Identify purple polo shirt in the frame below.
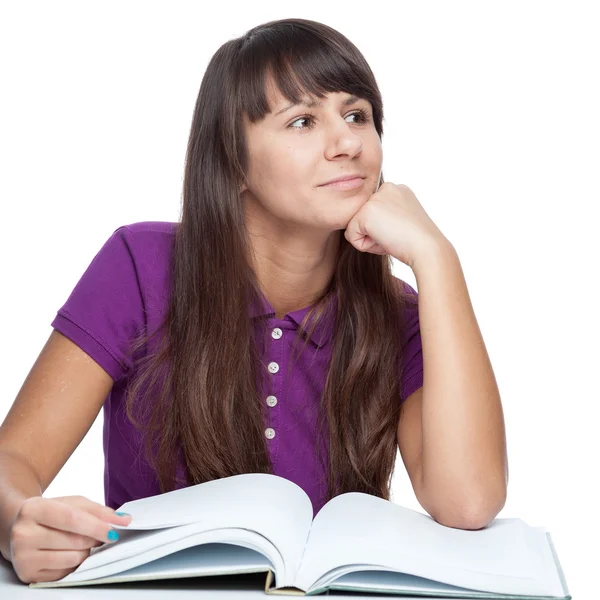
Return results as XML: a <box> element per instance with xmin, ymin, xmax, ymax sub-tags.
<box><xmin>50</xmin><ymin>222</ymin><xmax>423</xmax><ymax>517</ymax></box>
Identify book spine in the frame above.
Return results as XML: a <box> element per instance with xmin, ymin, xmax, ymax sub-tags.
<box><xmin>264</xmin><ymin>571</ymin><xmax>307</xmax><ymax>596</ymax></box>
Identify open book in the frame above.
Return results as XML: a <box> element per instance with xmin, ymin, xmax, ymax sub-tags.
<box><xmin>29</xmin><ymin>473</ymin><xmax>570</xmax><ymax>598</ymax></box>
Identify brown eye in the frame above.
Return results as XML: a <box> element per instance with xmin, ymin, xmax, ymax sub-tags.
<box><xmin>288</xmin><ymin>109</ymin><xmax>371</xmax><ymax>131</ymax></box>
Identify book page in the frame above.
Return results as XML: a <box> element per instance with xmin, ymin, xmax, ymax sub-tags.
<box><xmin>294</xmin><ymin>492</ymin><xmax>559</xmax><ymax>597</ymax></box>
<box><xmin>110</xmin><ymin>473</ymin><xmax>313</xmax><ymax>586</ymax></box>
<box><xmin>30</xmin><ymin>532</ymin><xmax>275</xmax><ymax>588</ymax></box>
<box><xmin>73</xmin><ymin>525</ymin><xmax>283</xmax><ymax>579</ymax></box>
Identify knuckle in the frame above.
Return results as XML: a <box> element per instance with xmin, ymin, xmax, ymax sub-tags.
<box><xmin>17</xmin><ymin>497</ymin><xmax>37</xmax><ymax>519</ymax></box>
<box><xmin>10</xmin><ymin>522</ymin><xmax>31</xmax><ymax>545</ymax></box>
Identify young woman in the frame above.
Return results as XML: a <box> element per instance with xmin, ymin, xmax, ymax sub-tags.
<box><xmin>0</xmin><ymin>17</ymin><xmax>508</xmax><ymax>584</ymax></box>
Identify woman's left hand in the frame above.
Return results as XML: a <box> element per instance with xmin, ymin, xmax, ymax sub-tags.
<box><xmin>344</xmin><ymin>181</ymin><xmax>449</xmax><ymax>269</ymax></box>
<box><xmin>344</xmin><ymin>182</ymin><xmax>450</xmax><ymax>269</ymax></box>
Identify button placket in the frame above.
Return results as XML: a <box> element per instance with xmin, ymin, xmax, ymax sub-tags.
<box><xmin>264</xmin><ymin>324</ymin><xmax>284</xmax><ymax>468</ymax></box>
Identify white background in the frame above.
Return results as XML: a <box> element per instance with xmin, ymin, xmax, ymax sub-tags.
<box><xmin>1</xmin><ymin>1</ymin><xmax>598</xmax><ymax>597</ymax></box>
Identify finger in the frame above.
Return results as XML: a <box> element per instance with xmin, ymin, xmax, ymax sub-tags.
<box><xmin>29</xmin><ymin>568</ymin><xmax>78</xmax><ymax>584</ymax></box>
<box><xmin>35</xmin><ymin>524</ymin><xmax>107</xmax><ymax>551</ymax></box>
<box><xmin>24</xmin><ymin>499</ymin><xmax>124</xmax><ymax>546</ymax></box>
<box><xmin>57</xmin><ymin>496</ymin><xmax>133</xmax><ymax>526</ymax></box>
<box><xmin>34</xmin><ymin>548</ymin><xmax>90</xmax><ymax>571</ymax></box>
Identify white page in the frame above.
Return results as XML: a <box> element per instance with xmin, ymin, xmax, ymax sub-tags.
<box><xmin>328</xmin><ymin>568</ymin><xmax>507</xmax><ymax>597</ymax></box>
<box><xmin>295</xmin><ymin>492</ymin><xmax>553</xmax><ymax>596</ymax></box>
<box><xmin>30</xmin><ymin>531</ymin><xmax>276</xmax><ymax>588</ymax></box>
<box><xmin>100</xmin><ymin>543</ymin><xmax>272</xmax><ymax>583</ymax></box>
<box><xmin>73</xmin><ymin>523</ymin><xmax>283</xmax><ymax>579</ymax></box>
<box><xmin>110</xmin><ymin>473</ymin><xmax>312</xmax><ymax>585</ymax></box>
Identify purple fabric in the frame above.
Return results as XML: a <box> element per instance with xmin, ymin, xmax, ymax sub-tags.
<box><xmin>51</xmin><ymin>222</ymin><xmax>423</xmax><ymax>517</ymax></box>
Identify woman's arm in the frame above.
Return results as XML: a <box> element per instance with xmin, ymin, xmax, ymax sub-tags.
<box><xmin>412</xmin><ymin>239</ymin><xmax>508</xmax><ymax>529</ymax></box>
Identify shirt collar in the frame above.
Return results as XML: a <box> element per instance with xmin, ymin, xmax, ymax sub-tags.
<box><xmin>249</xmin><ymin>287</ymin><xmax>337</xmax><ymax>349</ymax></box>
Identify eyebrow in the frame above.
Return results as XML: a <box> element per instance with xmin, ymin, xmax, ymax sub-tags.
<box><xmin>273</xmin><ymin>94</ymin><xmax>363</xmax><ymax>117</ymax></box>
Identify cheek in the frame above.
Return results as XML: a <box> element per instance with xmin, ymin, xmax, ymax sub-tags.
<box><xmin>255</xmin><ymin>149</ymin><xmax>297</xmax><ymax>184</ymax></box>
<box><xmin>278</xmin><ymin>146</ymin><xmax>312</xmax><ymax>174</ymax></box>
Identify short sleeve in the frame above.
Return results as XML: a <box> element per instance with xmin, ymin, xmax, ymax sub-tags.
<box><xmin>398</xmin><ymin>280</ymin><xmax>424</xmax><ymax>403</ymax></box>
<box><xmin>50</xmin><ymin>226</ymin><xmax>146</xmax><ymax>382</ymax></box>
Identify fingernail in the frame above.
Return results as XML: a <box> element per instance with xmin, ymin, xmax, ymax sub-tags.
<box><xmin>115</xmin><ymin>512</ymin><xmax>131</xmax><ymax>517</ymax></box>
<box><xmin>108</xmin><ymin>530</ymin><xmax>120</xmax><ymax>542</ymax></box>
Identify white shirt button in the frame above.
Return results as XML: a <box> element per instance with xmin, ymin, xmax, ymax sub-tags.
<box><xmin>266</xmin><ymin>395</ymin><xmax>277</xmax><ymax>407</ymax></box>
<box><xmin>268</xmin><ymin>361</ymin><xmax>279</xmax><ymax>374</ymax></box>
<box><xmin>265</xmin><ymin>427</ymin><xmax>276</xmax><ymax>439</ymax></box>
<box><xmin>272</xmin><ymin>327</ymin><xmax>282</xmax><ymax>339</ymax></box>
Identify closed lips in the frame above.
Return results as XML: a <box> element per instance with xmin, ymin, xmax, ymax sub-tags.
<box><xmin>320</xmin><ymin>175</ymin><xmax>364</xmax><ymax>185</ymax></box>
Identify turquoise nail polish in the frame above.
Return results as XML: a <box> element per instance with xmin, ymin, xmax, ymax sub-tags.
<box><xmin>115</xmin><ymin>512</ymin><xmax>130</xmax><ymax>517</ymax></box>
<box><xmin>108</xmin><ymin>530</ymin><xmax>120</xmax><ymax>542</ymax></box>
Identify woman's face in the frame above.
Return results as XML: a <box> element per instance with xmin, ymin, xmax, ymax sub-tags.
<box><xmin>241</xmin><ymin>77</ymin><xmax>383</xmax><ymax>233</ymax></box>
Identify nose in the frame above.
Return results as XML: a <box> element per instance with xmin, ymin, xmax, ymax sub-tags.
<box><xmin>324</xmin><ymin>122</ymin><xmax>364</xmax><ymax>160</ymax></box>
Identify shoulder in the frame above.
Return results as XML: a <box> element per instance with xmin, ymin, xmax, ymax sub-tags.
<box><xmin>50</xmin><ymin>221</ymin><xmax>177</xmax><ymax>380</ymax></box>
<box><xmin>117</xmin><ymin>220</ymin><xmax>179</xmax><ymax>244</ymax></box>
<box><xmin>109</xmin><ymin>221</ymin><xmax>179</xmax><ymax>304</ymax></box>
<box><xmin>77</xmin><ymin>220</ymin><xmax>179</xmax><ymax>313</ymax></box>
<box><xmin>109</xmin><ymin>221</ymin><xmax>179</xmax><ymax>270</ymax></box>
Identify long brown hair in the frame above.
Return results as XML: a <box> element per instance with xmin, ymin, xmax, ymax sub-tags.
<box><xmin>123</xmin><ymin>17</ymin><xmax>417</xmax><ymax>507</ymax></box>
